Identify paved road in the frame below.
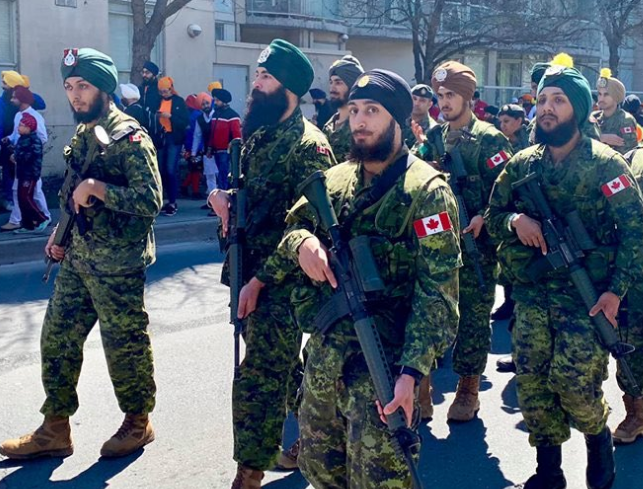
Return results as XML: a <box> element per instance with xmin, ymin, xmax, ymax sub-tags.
<box><xmin>0</xmin><ymin>241</ymin><xmax>641</xmax><ymax>489</ymax></box>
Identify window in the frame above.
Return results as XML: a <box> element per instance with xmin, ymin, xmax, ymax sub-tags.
<box><xmin>215</xmin><ymin>23</ymin><xmax>225</xmax><ymax>41</ymax></box>
<box><xmin>109</xmin><ymin>1</ymin><xmax>162</xmax><ymax>81</ymax></box>
<box><xmin>55</xmin><ymin>0</ymin><xmax>77</xmax><ymax>7</ymax></box>
<box><xmin>0</xmin><ymin>0</ymin><xmax>16</xmax><ymax>68</ymax></box>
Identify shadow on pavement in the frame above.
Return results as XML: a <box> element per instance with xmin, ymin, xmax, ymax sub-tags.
<box><xmin>613</xmin><ymin>441</ymin><xmax>643</xmax><ymax>488</ymax></box>
<box><xmin>264</xmin><ymin>471</ymin><xmax>309</xmax><ymax>489</ymax></box>
<box><xmin>419</xmin><ymin>418</ymin><xmax>513</xmax><ymax>488</ymax></box>
<box><xmin>0</xmin><ymin>451</ymin><xmax>143</xmax><ymax>489</ymax></box>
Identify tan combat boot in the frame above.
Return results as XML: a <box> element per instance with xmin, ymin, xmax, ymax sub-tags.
<box><xmin>275</xmin><ymin>438</ymin><xmax>299</xmax><ymax>470</ymax></box>
<box><xmin>418</xmin><ymin>374</ymin><xmax>434</xmax><ymax>420</ymax></box>
<box><xmin>231</xmin><ymin>465</ymin><xmax>264</xmax><ymax>489</ymax></box>
<box><xmin>100</xmin><ymin>414</ymin><xmax>155</xmax><ymax>458</ymax></box>
<box><xmin>0</xmin><ymin>415</ymin><xmax>73</xmax><ymax>459</ymax></box>
<box><xmin>613</xmin><ymin>394</ymin><xmax>643</xmax><ymax>444</ymax></box>
<box><xmin>447</xmin><ymin>375</ymin><xmax>481</xmax><ymax>422</ymax></box>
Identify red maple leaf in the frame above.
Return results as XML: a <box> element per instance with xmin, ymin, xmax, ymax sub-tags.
<box><xmin>427</xmin><ymin>218</ymin><xmax>439</xmax><ymax>230</ymax></box>
<box><xmin>612</xmin><ymin>181</ymin><xmax>621</xmax><ymax>190</ymax></box>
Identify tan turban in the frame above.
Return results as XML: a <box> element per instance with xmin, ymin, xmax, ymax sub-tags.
<box><xmin>431</xmin><ymin>61</ymin><xmax>477</xmax><ymax>102</ymax></box>
<box><xmin>597</xmin><ymin>68</ymin><xmax>626</xmax><ymax>105</ymax></box>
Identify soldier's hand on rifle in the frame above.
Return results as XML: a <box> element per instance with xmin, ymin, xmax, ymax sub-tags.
<box><xmin>45</xmin><ymin>230</ymin><xmax>65</xmax><ymax>261</ymax></box>
<box><xmin>237</xmin><ymin>277</ymin><xmax>265</xmax><ymax>319</ymax></box>
<box><xmin>589</xmin><ymin>291</ymin><xmax>621</xmax><ymax>328</ymax></box>
<box><xmin>298</xmin><ymin>236</ymin><xmax>337</xmax><ymax>288</ymax></box>
<box><xmin>463</xmin><ymin>214</ymin><xmax>484</xmax><ymax>239</ymax></box>
<box><xmin>208</xmin><ymin>189</ymin><xmax>231</xmax><ymax>236</ymax></box>
<box><xmin>600</xmin><ymin>134</ymin><xmax>625</xmax><ymax>147</ymax></box>
<box><xmin>376</xmin><ymin>374</ymin><xmax>415</xmax><ymax>427</ymax></box>
<box><xmin>72</xmin><ymin>178</ymin><xmax>105</xmax><ymax>213</ymax></box>
<box><xmin>511</xmin><ymin>213</ymin><xmax>548</xmax><ymax>255</ymax></box>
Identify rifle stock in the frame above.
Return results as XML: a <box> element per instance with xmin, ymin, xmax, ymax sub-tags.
<box><xmin>299</xmin><ymin>170</ymin><xmax>424</xmax><ymax>489</ymax></box>
<box><xmin>227</xmin><ymin>138</ymin><xmax>244</xmax><ymax>380</ymax></box>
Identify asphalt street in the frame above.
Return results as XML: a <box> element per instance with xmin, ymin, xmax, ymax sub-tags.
<box><xmin>0</xmin><ymin>241</ymin><xmax>642</xmax><ymax>489</ymax></box>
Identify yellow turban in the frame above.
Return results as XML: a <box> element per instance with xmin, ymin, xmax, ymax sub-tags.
<box><xmin>207</xmin><ymin>81</ymin><xmax>222</xmax><ymax>92</ymax></box>
<box><xmin>21</xmin><ymin>75</ymin><xmax>31</xmax><ymax>88</ymax></box>
<box><xmin>1</xmin><ymin>70</ymin><xmax>27</xmax><ymax>88</ymax></box>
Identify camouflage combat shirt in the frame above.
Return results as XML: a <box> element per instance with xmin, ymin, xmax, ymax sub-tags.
<box><xmin>63</xmin><ymin>104</ymin><xmax>162</xmax><ymax>276</ymax></box>
<box><xmin>591</xmin><ymin>108</ymin><xmax>639</xmax><ymax>155</ymax></box>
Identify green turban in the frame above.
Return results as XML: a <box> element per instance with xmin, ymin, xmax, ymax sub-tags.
<box><xmin>530</xmin><ymin>62</ymin><xmax>549</xmax><ymax>85</ymax></box>
<box><xmin>60</xmin><ymin>48</ymin><xmax>119</xmax><ymax>94</ymax></box>
<box><xmin>537</xmin><ymin>65</ymin><xmax>593</xmax><ymax>128</ymax></box>
<box><xmin>257</xmin><ymin>39</ymin><xmax>314</xmax><ymax>97</ymax></box>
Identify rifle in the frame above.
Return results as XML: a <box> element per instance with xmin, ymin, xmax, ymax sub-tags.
<box><xmin>299</xmin><ymin>170</ymin><xmax>424</xmax><ymax>489</ymax></box>
<box><xmin>428</xmin><ymin>127</ymin><xmax>486</xmax><ymax>289</ymax></box>
<box><xmin>42</xmin><ymin>126</ymin><xmax>109</xmax><ymax>283</ymax></box>
<box><xmin>227</xmin><ymin>138</ymin><xmax>244</xmax><ymax>380</ymax></box>
<box><xmin>513</xmin><ymin>172</ymin><xmax>642</xmax><ymax>399</ymax></box>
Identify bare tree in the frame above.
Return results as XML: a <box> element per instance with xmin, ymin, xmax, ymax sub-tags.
<box><xmin>341</xmin><ymin>0</ymin><xmax>592</xmax><ymax>83</ymax></box>
<box><xmin>129</xmin><ymin>0</ymin><xmax>195</xmax><ymax>84</ymax></box>
<box><xmin>593</xmin><ymin>0</ymin><xmax>643</xmax><ymax>76</ymax></box>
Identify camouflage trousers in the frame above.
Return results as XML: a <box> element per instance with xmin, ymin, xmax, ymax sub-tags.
<box><xmin>452</xmin><ymin>258</ymin><xmax>497</xmax><ymax>376</ymax></box>
<box><xmin>512</xmin><ymin>284</ymin><xmax>609</xmax><ymax>447</ymax></box>
<box><xmin>618</xmin><ymin>286</ymin><xmax>643</xmax><ymax>392</ymax></box>
<box><xmin>299</xmin><ymin>332</ymin><xmax>418</xmax><ymax>489</ymax></box>
<box><xmin>40</xmin><ymin>261</ymin><xmax>156</xmax><ymax>416</ymax></box>
<box><xmin>232</xmin><ymin>286</ymin><xmax>302</xmax><ymax>470</ymax></box>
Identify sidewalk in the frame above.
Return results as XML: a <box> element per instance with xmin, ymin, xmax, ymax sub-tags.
<box><xmin>0</xmin><ymin>198</ymin><xmax>220</xmax><ymax>266</ymax></box>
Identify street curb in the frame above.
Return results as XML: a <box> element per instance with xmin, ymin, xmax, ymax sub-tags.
<box><xmin>0</xmin><ymin>217</ymin><xmax>219</xmax><ymax>267</ymax></box>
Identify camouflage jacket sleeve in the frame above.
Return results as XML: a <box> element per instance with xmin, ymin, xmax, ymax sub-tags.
<box><xmin>597</xmin><ymin>153</ymin><xmax>643</xmax><ymax>298</ymax></box>
<box><xmin>620</xmin><ymin>112</ymin><xmax>639</xmax><ymax>154</ymax></box>
<box><xmin>254</xmin><ymin>139</ymin><xmax>335</xmax><ymax>285</ymax></box>
<box><xmin>102</xmin><ymin>133</ymin><xmax>163</xmax><ymax>218</ymax></box>
<box><xmin>485</xmin><ymin>156</ymin><xmax>522</xmax><ymax>243</ymax></box>
<box><xmin>476</xmin><ymin>128</ymin><xmax>513</xmax><ymax>217</ymax></box>
<box><xmin>399</xmin><ymin>184</ymin><xmax>461</xmax><ymax>375</ymax></box>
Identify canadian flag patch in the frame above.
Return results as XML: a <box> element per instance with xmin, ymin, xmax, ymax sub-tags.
<box><xmin>621</xmin><ymin>126</ymin><xmax>635</xmax><ymax>135</ymax></box>
<box><xmin>129</xmin><ymin>133</ymin><xmax>142</xmax><ymax>143</ymax></box>
<box><xmin>486</xmin><ymin>150</ymin><xmax>510</xmax><ymax>169</ymax></box>
<box><xmin>317</xmin><ymin>146</ymin><xmax>330</xmax><ymax>156</ymax></box>
<box><xmin>601</xmin><ymin>174</ymin><xmax>632</xmax><ymax>197</ymax></box>
<box><xmin>413</xmin><ymin>212</ymin><xmax>452</xmax><ymax>238</ymax></box>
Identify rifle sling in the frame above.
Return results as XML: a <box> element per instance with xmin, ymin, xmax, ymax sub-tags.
<box><xmin>342</xmin><ymin>153</ymin><xmax>418</xmax><ymax>231</ymax></box>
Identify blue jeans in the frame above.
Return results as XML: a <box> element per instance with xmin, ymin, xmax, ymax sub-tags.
<box><xmin>158</xmin><ymin>141</ymin><xmax>182</xmax><ymax>204</ymax></box>
<box><xmin>215</xmin><ymin>151</ymin><xmax>230</xmax><ymax>190</ymax></box>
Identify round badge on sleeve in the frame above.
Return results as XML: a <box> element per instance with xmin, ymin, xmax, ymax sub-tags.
<box><xmin>357</xmin><ymin>75</ymin><xmax>370</xmax><ymax>87</ymax></box>
<box><xmin>257</xmin><ymin>46</ymin><xmax>271</xmax><ymax>63</ymax></box>
<box><xmin>434</xmin><ymin>68</ymin><xmax>448</xmax><ymax>83</ymax></box>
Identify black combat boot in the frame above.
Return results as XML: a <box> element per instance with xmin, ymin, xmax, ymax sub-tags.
<box><xmin>585</xmin><ymin>426</ymin><xmax>615</xmax><ymax>489</ymax></box>
<box><xmin>507</xmin><ymin>445</ymin><xmax>567</xmax><ymax>489</ymax></box>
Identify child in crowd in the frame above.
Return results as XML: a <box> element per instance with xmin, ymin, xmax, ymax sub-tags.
<box><xmin>14</xmin><ymin>113</ymin><xmax>47</xmax><ymax>233</ymax></box>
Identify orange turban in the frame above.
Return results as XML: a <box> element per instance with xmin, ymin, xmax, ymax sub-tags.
<box><xmin>158</xmin><ymin>76</ymin><xmax>177</xmax><ymax>94</ymax></box>
<box><xmin>207</xmin><ymin>81</ymin><xmax>222</xmax><ymax>93</ymax></box>
<box><xmin>196</xmin><ymin>92</ymin><xmax>212</xmax><ymax>107</ymax></box>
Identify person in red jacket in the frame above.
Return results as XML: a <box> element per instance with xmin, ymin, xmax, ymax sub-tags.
<box><xmin>209</xmin><ymin>88</ymin><xmax>241</xmax><ymax>190</ymax></box>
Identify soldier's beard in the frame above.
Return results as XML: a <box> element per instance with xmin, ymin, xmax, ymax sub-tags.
<box><xmin>71</xmin><ymin>92</ymin><xmax>109</xmax><ymax>124</ymax></box>
<box><xmin>242</xmin><ymin>87</ymin><xmax>289</xmax><ymax>140</ymax></box>
<box><xmin>349</xmin><ymin>120</ymin><xmax>396</xmax><ymax>163</ymax></box>
<box><xmin>535</xmin><ymin>117</ymin><xmax>578</xmax><ymax>147</ymax></box>
<box><xmin>330</xmin><ymin>94</ymin><xmax>348</xmax><ymax>111</ymax></box>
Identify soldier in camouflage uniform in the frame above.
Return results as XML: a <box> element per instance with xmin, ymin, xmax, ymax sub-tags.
<box><xmin>612</xmin><ymin>144</ymin><xmax>643</xmax><ymax>444</ymax></box>
<box><xmin>487</xmin><ymin>64</ymin><xmax>643</xmax><ymax>489</ymax></box>
<box><xmin>322</xmin><ymin>55</ymin><xmax>363</xmax><ymax>162</ymax></box>
<box><xmin>269</xmin><ymin>68</ymin><xmax>461</xmax><ymax>489</ymax></box>
<box><xmin>0</xmin><ymin>48</ymin><xmax>162</xmax><ymax>460</ymax></box>
<box><xmin>416</xmin><ymin>61</ymin><xmax>512</xmax><ymax>423</ymax></box>
<box><xmin>403</xmin><ymin>83</ymin><xmax>438</xmax><ymax>148</ymax></box>
<box><xmin>208</xmin><ymin>39</ymin><xmax>335</xmax><ymax>489</ymax></box>
<box><xmin>592</xmin><ymin>68</ymin><xmax>638</xmax><ymax>155</ymax></box>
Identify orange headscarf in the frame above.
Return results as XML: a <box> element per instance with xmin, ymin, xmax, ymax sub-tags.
<box><xmin>196</xmin><ymin>92</ymin><xmax>212</xmax><ymax>108</ymax></box>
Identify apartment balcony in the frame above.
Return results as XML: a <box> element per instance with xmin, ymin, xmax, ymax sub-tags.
<box><xmin>245</xmin><ymin>0</ymin><xmax>348</xmax><ymax>34</ymax></box>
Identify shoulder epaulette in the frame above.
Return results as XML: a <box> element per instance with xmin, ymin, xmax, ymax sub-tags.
<box><xmin>111</xmin><ymin>124</ymin><xmax>139</xmax><ymax>143</ymax></box>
